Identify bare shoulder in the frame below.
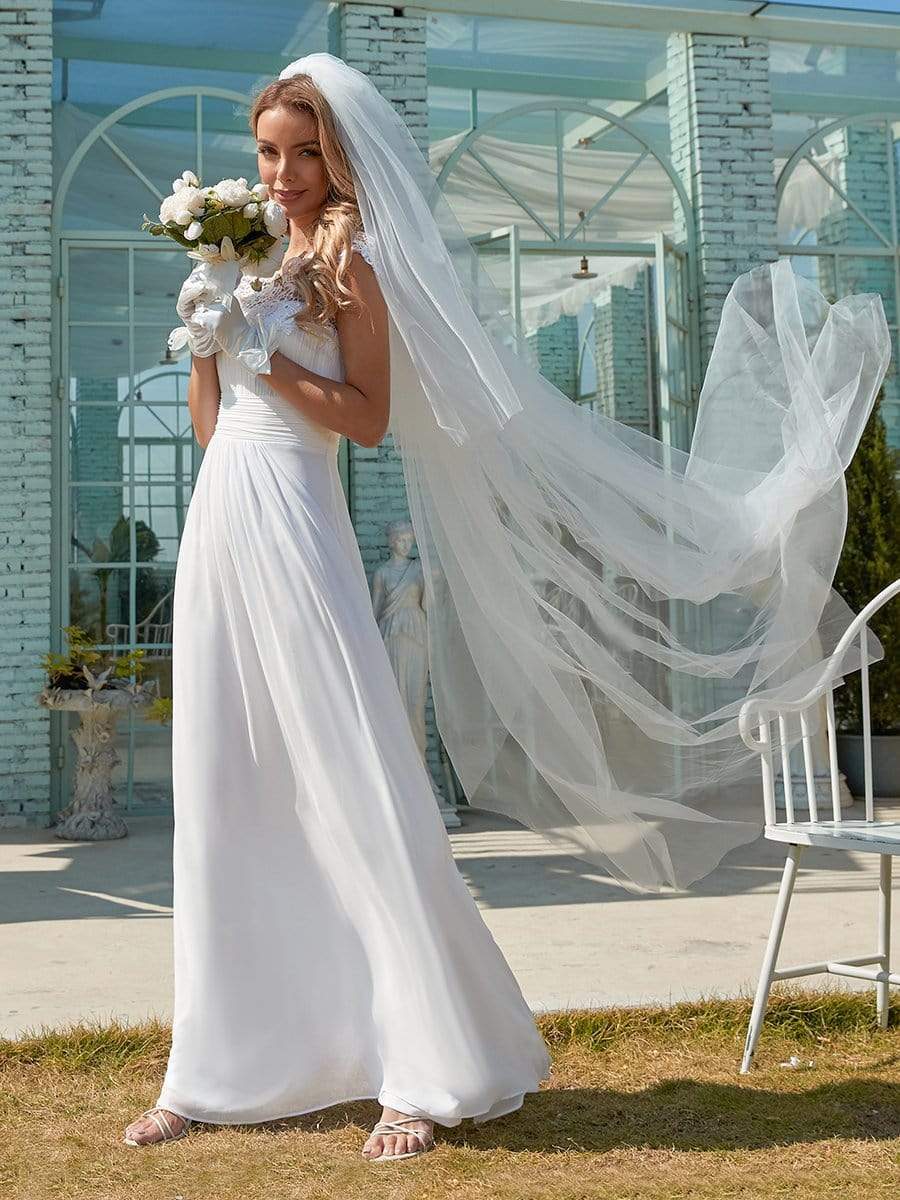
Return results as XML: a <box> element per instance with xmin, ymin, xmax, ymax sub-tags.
<box><xmin>338</xmin><ymin>230</ymin><xmax>388</xmax><ymax>338</ymax></box>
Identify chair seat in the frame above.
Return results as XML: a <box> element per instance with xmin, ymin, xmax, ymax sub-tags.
<box><xmin>766</xmin><ymin>819</ymin><xmax>900</xmax><ymax>854</ymax></box>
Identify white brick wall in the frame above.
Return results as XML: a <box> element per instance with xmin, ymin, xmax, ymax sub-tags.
<box><xmin>339</xmin><ymin>4</ymin><xmax>451</xmax><ymax>799</ymax></box>
<box><xmin>667</xmin><ymin>33</ymin><xmax>779</xmax><ymax>720</ymax></box>
<box><xmin>594</xmin><ymin>271</ymin><xmax>652</xmax><ymax>434</ymax></box>
<box><xmin>818</xmin><ymin>123</ymin><xmax>900</xmax><ymax>449</ymax></box>
<box><xmin>667</xmin><ymin>33</ymin><xmax>778</xmax><ymax>366</ymax></box>
<box><xmin>527</xmin><ymin>315</ymin><xmax>577</xmax><ymax>401</ymax></box>
<box><xmin>0</xmin><ymin>0</ymin><xmax>53</xmax><ymax>826</ymax></box>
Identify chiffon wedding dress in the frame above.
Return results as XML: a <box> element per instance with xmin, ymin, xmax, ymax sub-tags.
<box><xmin>152</xmin><ymin>229</ymin><xmax>552</xmax><ymax>1129</ymax></box>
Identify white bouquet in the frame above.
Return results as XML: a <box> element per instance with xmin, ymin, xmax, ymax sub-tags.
<box><xmin>142</xmin><ymin>170</ymin><xmax>288</xmax><ymax>359</ymax></box>
<box><xmin>141</xmin><ymin>169</ymin><xmax>287</xmax><ymax>272</ymax></box>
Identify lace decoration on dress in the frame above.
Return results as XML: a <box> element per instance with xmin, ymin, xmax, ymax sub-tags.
<box><xmin>235</xmin><ymin>230</ymin><xmax>374</xmax><ymax>339</ymax></box>
<box><xmin>235</xmin><ymin>272</ymin><xmax>304</xmax><ymax>330</ymax></box>
<box><xmin>351</xmin><ymin>230</ymin><xmax>375</xmax><ymax>267</ymax></box>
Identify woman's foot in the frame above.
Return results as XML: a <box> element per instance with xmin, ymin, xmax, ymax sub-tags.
<box><xmin>362</xmin><ymin>1105</ymin><xmax>435</xmax><ymax>1161</ymax></box>
<box><xmin>123</xmin><ymin>1106</ymin><xmax>191</xmax><ymax>1146</ymax></box>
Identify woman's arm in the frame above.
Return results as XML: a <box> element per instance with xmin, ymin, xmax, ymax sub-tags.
<box><xmin>187</xmin><ymin>353</ymin><xmax>221</xmax><ymax>449</ymax></box>
<box><xmin>257</xmin><ymin>251</ymin><xmax>390</xmax><ymax>449</ymax></box>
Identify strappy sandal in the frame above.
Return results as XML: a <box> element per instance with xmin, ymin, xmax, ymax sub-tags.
<box><xmin>123</xmin><ymin>1106</ymin><xmax>192</xmax><ymax>1147</ymax></box>
<box><xmin>363</xmin><ymin>1114</ymin><xmax>435</xmax><ymax>1162</ymax></box>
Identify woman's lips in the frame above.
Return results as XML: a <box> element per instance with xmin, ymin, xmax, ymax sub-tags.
<box><xmin>274</xmin><ymin>189</ymin><xmax>305</xmax><ymax>199</ymax></box>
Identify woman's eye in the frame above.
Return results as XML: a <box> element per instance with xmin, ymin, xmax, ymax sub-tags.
<box><xmin>257</xmin><ymin>148</ymin><xmax>316</xmax><ymax>157</ymax></box>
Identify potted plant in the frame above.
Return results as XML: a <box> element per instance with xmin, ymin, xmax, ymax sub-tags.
<box><xmin>833</xmin><ymin>386</ymin><xmax>900</xmax><ymax>796</ymax></box>
<box><xmin>37</xmin><ymin>625</ymin><xmax>159</xmax><ymax>840</ymax></box>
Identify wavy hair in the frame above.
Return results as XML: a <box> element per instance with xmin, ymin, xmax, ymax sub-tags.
<box><xmin>248</xmin><ymin>74</ymin><xmax>368</xmax><ymax>339</ymax></box>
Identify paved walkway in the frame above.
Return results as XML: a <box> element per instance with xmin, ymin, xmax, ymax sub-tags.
<box><xmin>2</xmin><ymin>797</ymin><xmax>898</xmax><ymax>1040</ymax></box>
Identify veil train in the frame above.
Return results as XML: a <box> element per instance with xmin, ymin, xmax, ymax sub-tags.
<box><xmin>276</xmin><ymin>53</ymin><xmax>893</xmax><ymax>893</ymax></box>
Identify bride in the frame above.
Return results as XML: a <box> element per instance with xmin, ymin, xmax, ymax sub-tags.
<box><xmin>123</xmin><ymin>59</ymin><xmax>552</xmax><ymax>1163</ymax></box>
<box><xmin>124</xmin><ymin>53</ymin><xmax>890</xmax><ymax>1162</ymax></box>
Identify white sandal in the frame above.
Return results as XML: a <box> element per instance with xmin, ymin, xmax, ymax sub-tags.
<box><xmin>363</xmin><ymin>1114</ymin><xmax>435</xmax><ymax>1162</ymax></box>
<box><xmin>123</xmin><ymin>1106</ymin><xmax>192</xmax><ymax>1147</ymax></box>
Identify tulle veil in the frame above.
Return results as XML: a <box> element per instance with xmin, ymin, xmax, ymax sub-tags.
<box><xmin>276</xmin><ymin>53</ymin><xmax>893</xmax><ymax>894</ymax></box>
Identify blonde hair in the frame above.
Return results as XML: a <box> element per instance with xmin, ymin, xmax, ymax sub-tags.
<box><xmin>248</xmin><ymin>74</ymin><xmax>368</xmax><ymax>339</ymax></box>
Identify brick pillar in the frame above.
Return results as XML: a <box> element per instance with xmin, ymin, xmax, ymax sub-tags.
<box><xmin>593</xmin><ymin>270</ymin><xmax>652</xmax><ymax>435</ymax></box>
<box><xmin>667</xmin><ymin>32</ymin><xmax>778</xmax><ymax>371</ymax></box>
<box><xmin>0</xmin><ymin>0</ymin><xmax>52</xmax><ymax>826</ymax></box>
<box><xmin>819</xmin><ymin>121</ymin><xmax>900</xmax><ymax>451</ymax></box>
<box><xmin>526</xmin><ymin>315</ymin><xmax>578</xmax><ymax>401</ymax></box>
<box><xmin>338</xmin><ymin>5</ymin><xmax>457</xmax><ymax>809</ymax></box>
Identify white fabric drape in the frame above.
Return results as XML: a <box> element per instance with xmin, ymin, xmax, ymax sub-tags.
<box><xmin>275</xmin><ymin>53</ymin><xmax>892</xmax><ymax>894</ymax></box>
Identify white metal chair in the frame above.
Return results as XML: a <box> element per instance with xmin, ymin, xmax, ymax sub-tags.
<box><xmin>737</xmin><ymin>577</ymin><xmax>900</xmax><ymax>1074</ymax></box>
<box><xmin>106</xmin><ymin>589</ymin><xmax>174</xmax><ymax>658</ymax></box>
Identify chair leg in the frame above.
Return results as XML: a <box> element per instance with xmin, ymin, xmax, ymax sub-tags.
<box><xmin>876</xmin><ymin>854</ymin><xmax>892</xmax><ymax>1030</ymax></box>
<box><xmin>740</xmin><ymin>843</ymin><xmax>803</xmax><ymax>1074</ymax></box>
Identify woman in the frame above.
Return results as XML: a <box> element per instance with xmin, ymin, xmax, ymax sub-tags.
<box><xmin>124</xmin><ymin>52</ymin><xmax>890</xmax><ymax>1161</ymax></box>
<box><xmin>123</xmin><ymin>64</ymin><xmax>552</xmax><ymax>1163</ymax></box>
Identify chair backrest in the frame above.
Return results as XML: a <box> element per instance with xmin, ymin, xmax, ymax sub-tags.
<box><xmin>738</xmin><ymin>577</ymin><xmax>900</xmax><ymax>827</ymax></box>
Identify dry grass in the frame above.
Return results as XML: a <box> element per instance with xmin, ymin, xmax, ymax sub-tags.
<box><xmin>2</xmin><ymin>986</ymin><xmax>900</xmax><ymax>1199</ymax></box>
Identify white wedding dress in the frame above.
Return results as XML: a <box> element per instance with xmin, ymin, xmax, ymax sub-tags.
<box><xmin>153</xmin><ymin>231</ymin><xmax>552</xmax><ymax>1128</ymax></box>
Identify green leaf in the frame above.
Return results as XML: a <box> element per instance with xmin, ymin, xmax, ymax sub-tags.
<box><xmin>202</xmin><ymin>208</ymin><xmax>253</xmax><ymax>246</ymax></box>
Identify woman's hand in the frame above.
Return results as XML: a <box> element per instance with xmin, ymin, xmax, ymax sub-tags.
<box><xmin>195</xmin><ymin>296</ymin><xmax>283</xmax><ymax>375</ymax></box>
<box><xmin>168</xmin><ymin>258</ymin><xmax>248</xmax><ymax>358</ymax></box>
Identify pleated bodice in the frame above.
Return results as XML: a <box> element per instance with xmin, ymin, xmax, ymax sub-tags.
<box><xmin>213</xmin><ymin>272</ymin><xmax>344</xmax><ymax>453</ymax></box>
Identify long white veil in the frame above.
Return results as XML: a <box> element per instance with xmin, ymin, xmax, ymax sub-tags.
<box><xmin>278</xmin><ymin>53</ymin><xmax>892</xmax><ymax>893</ymax></box>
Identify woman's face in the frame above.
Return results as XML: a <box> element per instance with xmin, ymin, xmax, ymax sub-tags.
<box><xmin>255</xmin><ymin>105</ymin><xmax>329</xmax><ymax>231</ymax></box>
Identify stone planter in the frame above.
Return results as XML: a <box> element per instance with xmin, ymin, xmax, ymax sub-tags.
<box><xmin>37</xmin><ymin>682</ymin><xmax>157</xmax><ymax>840</ymax></box>
<box><xmin>837</xmin><ymin>732</ymin><xmax>900</xmax><ymax>799</ymax></box>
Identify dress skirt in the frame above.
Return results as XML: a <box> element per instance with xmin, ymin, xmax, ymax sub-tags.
<box><xmin>153</xmin><ymin>426</ymin><xmax>552</xmax><ymax>1128</ymax></box>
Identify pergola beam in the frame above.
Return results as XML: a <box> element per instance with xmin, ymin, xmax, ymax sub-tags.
<box><xmin>402</xmin><ymin>0</ymin><xmax>900</xmax><ymax>51</ymax></box>
<box><xmin>56</xmin><ymin>38</ymin><xmax>900</xmax><ymax>122</ymax></box>
<box><xmin>52</xmin><ymin>38</ymin><xmax>285</xmax><ymax>76</ymax></box>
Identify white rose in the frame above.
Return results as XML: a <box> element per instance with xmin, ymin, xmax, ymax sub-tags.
<box><xmin>172</xmin><ymin>169</ymin><xmax>199</xmax><ymax>192</ymax></box>
<box><xmin>263</xmin><ymin>200</ymin><xmax>288</xmax><ymax>237</ymax></box>
<box><xmin>213</xmin><ymin>177</ymin><xmax>254</xmax><ymax>208</ymax></box>
<box><xmin>159</xmin><ymin>194</ymin><xmax>178</xmax><ymax>223</ymax></box>
<box><xmin>177</xmin><ymin>184</ymin><xmax>205</xmax><ymax>218</ymax></box>
<box><xmin>242</xmin><ymin>201</ymin><xmax>259</xmax><ymax>219</ymax></box>
<box><xmin>185</xmin><ymin>220</ymin><xmax>203</xmax><ymax>240</ymax></box>
<box><xmin>251</xmin><ymin>182</ymin><xmax>269</xmax><ymax>200</ymax></box>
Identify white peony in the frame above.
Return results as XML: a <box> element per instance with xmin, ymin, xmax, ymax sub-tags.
<box><xmin>213</xmin><ymin>177</ymin><xmax>254</xmax><ymax>208</ymax></box>
<box><xmin>263</xmin><ymin>200</ymin><xmax>288</xmax><ymax>237</ymax></box>
<box><xmin>185</xmin><ymin>220</ymin><xmax>203</xmax><ymax>240</ymax></box>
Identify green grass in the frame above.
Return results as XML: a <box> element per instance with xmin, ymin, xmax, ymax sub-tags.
<box><xmin>2</xmin><ymin>986</ymin><xmax>899</xmax><ymax>1199</ymax></box>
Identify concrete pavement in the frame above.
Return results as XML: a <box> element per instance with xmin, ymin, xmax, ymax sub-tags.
<box><xmin>2</xmin><ymin>796</ymin><xmax>899</xmax><ymax>1040</ymax></box>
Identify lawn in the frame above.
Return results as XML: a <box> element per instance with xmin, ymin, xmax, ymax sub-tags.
<box><xmin>1</xmin><ymin>986</ymin><xmax>899</xmax><ymax>1199</ymax></box>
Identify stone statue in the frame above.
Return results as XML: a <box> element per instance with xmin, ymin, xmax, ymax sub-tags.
<box><xmin>371</xmin><ymin>519</ymin><xmax>459</xmax><ymax>825</ymax></box>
